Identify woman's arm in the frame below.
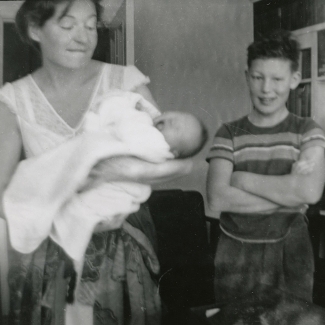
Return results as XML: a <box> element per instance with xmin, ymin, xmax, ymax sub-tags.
<box><xmin>231</xmin><ymin>146</ymin><xmax>325</xmax><ymax>207</ymax></box>
<box><xmin>133</xmin><ymin>84</ymin><xmax>159</xmax><ymax>109</ymax></box>
<box><xmin>206</xmin><ymin>158</ymin><xmax>282</xmax><ymax>216</ymax></box>
<box><xmin>0</xmin><ymin>103</ymin><xmax>23</xmax><ymax>219</ymax></box>
<box><xmin>88</xmin><ymin>84</ymin><xmax>192</xmax><ymax>185</ymax></box>
<box><xmin>89</xmin><ymin>156</ymin><xmax>193</xmax><ymax>185</ymax></box>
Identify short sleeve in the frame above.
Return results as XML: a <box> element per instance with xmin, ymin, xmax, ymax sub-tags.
<box><xmin>0</xmin><ymin>82</ymin><xmax>17</xmax><ymax>115</ymax></box>
<box><xmin>301</xmin><ymin>118</ymin><xmax>325</xmax><ymax>151</ymax></box>
<box><xmin>206</xmin><ymin>124</ymin><xmax>234</xmax><ymax>163</ymax></box>
<box><xmin>122</xmin><ymin>65</ymin><xmax>150</xmax><ymax>91</ymax></box>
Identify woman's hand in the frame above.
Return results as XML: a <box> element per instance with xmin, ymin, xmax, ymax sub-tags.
<box><xmin>89</xmin><ymin>156</ymin><xmax>193</xmax><ymax>185</ymax></box>
<box><xmin>93</xmin><ymin>219</ymin><xmax>126</xmax><ymax>233</ymax></box>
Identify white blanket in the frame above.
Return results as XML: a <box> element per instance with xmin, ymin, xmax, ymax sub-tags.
<box><xmin>3</xmin><ymin>91</ymin><xmax>173</xmax><ymax>264</ymax></box>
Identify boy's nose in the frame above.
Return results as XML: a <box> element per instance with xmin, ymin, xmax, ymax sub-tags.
<box><xmin>261</xmin><ymin>78</ymin><xmax>271</xmax><ymax>93</ymax></box>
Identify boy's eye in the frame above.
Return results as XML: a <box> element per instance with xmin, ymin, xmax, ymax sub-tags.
<box><xmin>274</xmin><ymin>78</ymin><xmax>283</xmax><ymax>82</ymax></box>
<box><xmin>252</xmin><ymin>75</ymin><xmax>262</xmax><ymax>80</ymax></box>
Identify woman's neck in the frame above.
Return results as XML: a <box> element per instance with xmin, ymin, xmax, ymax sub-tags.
<box><xmin>34</xmin><ymin>60</ymin><xmax>97</xmax><ymax>92</ymax></box>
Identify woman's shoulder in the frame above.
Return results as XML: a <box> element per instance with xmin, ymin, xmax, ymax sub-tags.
<box><xmin>0</xmin><ymin>74</ymin><xmax>32</xmax><ymax>114</ymax></box>
<box><xmin>96</xmin><ymin>61</ymin><xmax>150</xmax><ymax>91</ymax></box>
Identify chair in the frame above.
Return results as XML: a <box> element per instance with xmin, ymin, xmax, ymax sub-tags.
<box><xmin>307</xmin><ymin>205</ymin><xmax>325</xmax><ymax>308</ymax></box>
<box><xmin>147</xmin><ymin>189</ymin><xmax>220</xmax><ymax>325</ymax></box>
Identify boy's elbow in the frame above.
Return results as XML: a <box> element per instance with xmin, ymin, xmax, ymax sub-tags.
<box><xmin>304</xmin><ymin>189</ymin><xmax>323</xmax><ymax>205</ymax></box>
<box><xmin>299</xmin><ymin>183</ymin><xmax>324</xmax><ymax>205</ymax></box>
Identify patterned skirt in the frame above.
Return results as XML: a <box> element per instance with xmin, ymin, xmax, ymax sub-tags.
<box><xmin>8</xmin><ymin>206</ymin><xmax>161</xmax><ymax>325</ymax></box>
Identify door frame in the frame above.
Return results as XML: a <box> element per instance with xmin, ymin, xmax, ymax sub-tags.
<box><xmin>0</xmin><ymin>0</ymin><xmax>134</xmax><ymax>85</ymax></box>
<box><xmin>292</xmin><ymin>22</ymin><xmax>325</xmax><ymax>129</ymax></box>
<box><xmin>0</xmin><ymin>1</ymin><xmax>24</xmax><ymax>86</ymax></box>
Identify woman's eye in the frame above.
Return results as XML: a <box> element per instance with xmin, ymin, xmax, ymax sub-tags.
<box><xmin>86</xmin><ymin>18</ymin><xmax>97</xmax><ymax>30</ymax></box>
<box><xmin>61</xmin><ymin>25</ymin><xmax>73</xmax><ymax>30</ymax></box>
<box><xmin>86</xmin><ymin>24</ymin><xmax>96</xmax><ymax>31</ymax></box>
<box><xmin>60</xmin><ymin>18</ymin><xmax>74</xmax><ymax>29</ymax></box>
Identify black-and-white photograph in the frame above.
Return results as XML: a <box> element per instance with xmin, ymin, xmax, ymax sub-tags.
<box><xmin>1</xmin><ymin>0</ymin><xmax>325</xmax><ymax>324</ymax></box>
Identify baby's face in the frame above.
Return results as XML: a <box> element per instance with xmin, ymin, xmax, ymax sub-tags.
<box><xmin>153</xmin><ymin>111</ymin><xmax>202</xmax><ymax>158</ymax></box>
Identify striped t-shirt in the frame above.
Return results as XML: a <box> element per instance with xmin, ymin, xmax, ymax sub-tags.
<box><xmin>207</xmin><ymin>113</ymin><xmax>325</xmax><ymax>241</ymax></box>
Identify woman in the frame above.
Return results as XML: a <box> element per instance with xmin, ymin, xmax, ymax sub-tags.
<box><xmin>0</xmin><ymin>0</ymin><xmax>192</xmax><ymax>324</ymax></box>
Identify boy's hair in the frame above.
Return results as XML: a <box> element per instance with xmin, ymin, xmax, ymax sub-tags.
<box><xmin>247</xmin><ymin>29</ymin><xmax>300</xmax><ymax>72</ymax></box>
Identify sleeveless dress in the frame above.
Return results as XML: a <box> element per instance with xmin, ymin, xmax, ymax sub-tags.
<box><xmin>0</xmin><ymin>63</ymin><xmax>161</xmax><ymax>325</ymax></box>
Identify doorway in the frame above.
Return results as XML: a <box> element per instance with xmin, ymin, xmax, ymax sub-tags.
<box><xmin>0</xmin><ymin>0</ymin><xmax>132</xmax><ymax>85</ymax></box>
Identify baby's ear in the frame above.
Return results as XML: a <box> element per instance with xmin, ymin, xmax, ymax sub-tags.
<box><xmin>170</xmin><ymin>149</ymin><xmax>179</xmax><ymax>158</ymax></box>
<box><xmin>135</xmin><ymin>101</ymin><xmax>142</xmax><ymax>111</ymax></box>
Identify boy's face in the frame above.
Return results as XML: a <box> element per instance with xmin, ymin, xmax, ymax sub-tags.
<box><xmin>245</xmin><ymin>58</ymin><xmax>301</xmax><ymax>121</ymax></box>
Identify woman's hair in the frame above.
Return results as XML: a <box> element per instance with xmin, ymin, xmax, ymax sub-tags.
<box><xmin>247</xmin><ymin>29</ymin><xmax>300</xmax><ymax>72</ymax></box>
<box><xmin>16</xmin><ymin>0</ymin><xmax>103</xmax><ymax>46</ymax></box>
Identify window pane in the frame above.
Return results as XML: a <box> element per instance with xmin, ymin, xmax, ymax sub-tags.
<box><xmin>3</xmin><ymin>22</ymin><xmax>41</xmax><ymax>83</ymax></box>
<box><xmin>301</xmin><ymin>48</ymin><xmax>311</xmax><ymax>80</ymax></box>
<box><xmin>288</xmin><ymin>82</ymin><xmax>311</xmax><ymax>117</ymax></box>
<box><xmin>318</xmin><ymin>29</ymin><xmax>325</xmax><ymax>77</ymax></box>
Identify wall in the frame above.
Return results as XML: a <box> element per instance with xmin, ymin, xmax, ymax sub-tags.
<box><xmin>134</xmin><ymin>0</ymin><xmax>254</xmax><ymax>216</ymax></box>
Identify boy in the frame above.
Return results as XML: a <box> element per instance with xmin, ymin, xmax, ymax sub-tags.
<box><xmin>206</xmin><ymin>29</ymin><xmax>325</xmax><ymax>304</ymax></box>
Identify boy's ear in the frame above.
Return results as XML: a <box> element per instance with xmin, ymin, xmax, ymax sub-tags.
<box><xmin>28</xmin><ymin>24</ymin><xmax>40</xmax><ymax>43</ymax></box>
<box><xmin>290</xmin><ymin>71</ymin><xmax>301</xmax><ymax>90</ymax></box>
<box><xmin>245</xmin><ymin>70</ymin><xmax>249</xmax><ymax>83</ymax></box>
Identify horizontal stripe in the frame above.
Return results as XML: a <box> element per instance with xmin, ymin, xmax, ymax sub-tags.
<box><xmin>301</xmin><ymin>140</ymin><xmax>325</xmax><ymax>151</ymax></box>
<box><xmin>206</xmin><ymin>152</ymin><xmax>233</xmax><ymax>163</ymax></box>
<box><xmin>234</xmin><ymin>145</ymin><xmax>300</xmax><ymax>164</ymax></box>
<box><xmin>236</xmin><ymin>159</ymin><xmax>293</xmax><ymax>175</ymax></box>
<box><xmin>210</xmin><ymin>143</ymin><xmax>233</xmax><ymax>153</ymax></box>
<box><xmin>234</xmin><ymin>132</ymin><xmax>301</xmax><ymax>149</ymax></box>
<box><xmin>302</xmin><ymin>134</ymin><xmax>325</xmax><ymax>145</ymax></box>
<box><xmin>212</xmin><ymin>135</ymin><xmax>233</xmax><ymax>146</ymax></box>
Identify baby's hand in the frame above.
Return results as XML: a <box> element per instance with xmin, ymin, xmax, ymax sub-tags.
<box><xmin>291</xmin><ymin>159</ymin><xmax>315</xmax><ymax>175</ymax></box>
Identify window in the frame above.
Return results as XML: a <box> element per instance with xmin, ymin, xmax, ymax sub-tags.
<box><xmin>287</xmin><ymin>23</ymin><xmax>325</xmax><ymax>132</ymax></box>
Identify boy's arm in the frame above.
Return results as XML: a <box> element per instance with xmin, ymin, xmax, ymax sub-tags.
<box><xmin>206</xmin><ymin>158</ymin><xmax>282</xmax><ymax>215</ymax></box>
<box><xmin>231</xmin><ymin>146</ymin><xmax>325</xmax><ymax>207</ymax></box>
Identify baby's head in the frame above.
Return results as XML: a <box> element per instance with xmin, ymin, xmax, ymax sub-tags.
<box><xmin>153</xmin><ymin>111</ymin><xmax>208</xmax><ymax>159</ymax></box>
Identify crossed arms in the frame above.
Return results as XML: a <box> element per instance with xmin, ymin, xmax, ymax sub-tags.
<box><xmin>207</xmin><ymin>145</ymin><xmax>325</xmax><ymax>215</ymax></box>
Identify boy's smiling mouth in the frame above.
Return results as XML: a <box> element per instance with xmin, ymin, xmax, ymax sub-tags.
<box><xmin>259</xmin><ymin>97</ymin><xmax>276</xmax><ymax>105</ymax></box>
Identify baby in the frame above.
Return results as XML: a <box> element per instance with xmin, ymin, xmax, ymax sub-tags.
<box><xmin>84</xmin><ymin>90</ymin><xmax>208</xmax><ymax>161</ymax></box>
<box><xmin>52</xmin><ymin>90</ymin><xmax>209</xmax><ymax>262</ymax></box>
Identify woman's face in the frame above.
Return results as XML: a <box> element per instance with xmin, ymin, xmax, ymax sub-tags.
<box><xmin>31</xmin><ymin>0</ymin><xmax>98</xmax><ymax>69</ymax></box>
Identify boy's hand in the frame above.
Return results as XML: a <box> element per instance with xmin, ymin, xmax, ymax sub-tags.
<box><xmin>291</xmin><ymin>159</ymin><xmax>315</xmax><ymax>175</ymax></box>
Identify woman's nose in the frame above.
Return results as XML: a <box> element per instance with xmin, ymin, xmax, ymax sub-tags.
<box><xmin>74</xmin><ymin>26</ymin><xmax>88</xmax><ymax>43</ymax></box>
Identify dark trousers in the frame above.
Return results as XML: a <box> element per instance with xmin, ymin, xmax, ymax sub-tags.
<box><xmin>214</xmin><ymin>218</ymin><xmax>314</xmax><ymax>304</ymax></box>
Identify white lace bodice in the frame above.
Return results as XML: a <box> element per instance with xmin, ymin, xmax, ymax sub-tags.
<box><xmin>0</xmin><ymin>63</ymin><xmax>150</xmax><ymax>157</ymax></box>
